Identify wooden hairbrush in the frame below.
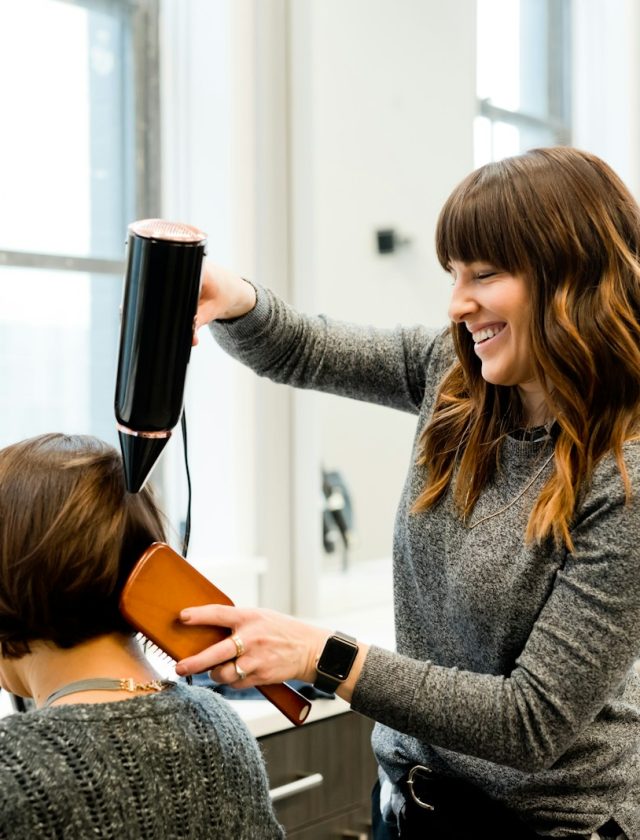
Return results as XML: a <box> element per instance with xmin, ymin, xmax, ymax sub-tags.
<box><xmin>119</xmin><ymin>542</ymin><xmax>311</xmax><ymax>726</ymax></box>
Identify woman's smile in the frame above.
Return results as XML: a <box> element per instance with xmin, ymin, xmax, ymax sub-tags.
<box><xmin>470</xmin><ymin>322</ymin><xmax>507</xmax><ymax>351</ymax></box>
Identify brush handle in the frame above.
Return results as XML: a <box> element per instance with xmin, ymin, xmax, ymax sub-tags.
<box><xmin>257</xmin><ymin>683</ymin><xmax>311</xmax><ymax>726</ymax></box>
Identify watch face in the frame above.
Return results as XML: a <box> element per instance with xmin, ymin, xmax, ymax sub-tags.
<box><xmin>317</xmin><ymin>636</ymin><xmax>358</xmax><ymax>680</ymax></box>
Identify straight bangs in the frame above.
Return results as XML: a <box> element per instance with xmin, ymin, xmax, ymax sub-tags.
<box><xmin>435</xmin><ymin>160</ymin><xmax>536</xmax><ymax>276</ymax></box>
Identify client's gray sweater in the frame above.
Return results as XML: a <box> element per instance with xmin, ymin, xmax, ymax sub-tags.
<box><xmin>0</xmin><ymin>683</ymin><xmax>283</xmax><ymax>839</ymax></box>
<box><xmin>211</xmin><ymin>286</ymin><xmax>640</xmax><ymax>838</ymax></box>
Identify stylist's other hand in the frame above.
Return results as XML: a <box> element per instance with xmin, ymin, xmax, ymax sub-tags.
<box><xmin>174</xmin><ymin>604</ymin><xmax>329</xmax><ymax>687</ymax></box>
<box><xmin>193</xmin><ymin>260</ymin><xmax>257</xmax><ymax>345</ymax></box>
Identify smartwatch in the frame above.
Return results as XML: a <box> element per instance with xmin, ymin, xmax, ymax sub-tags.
<box><xmin>313</xmin><ymin>631</ymin><xmax>359</xmax><ymax>694</ymax></box>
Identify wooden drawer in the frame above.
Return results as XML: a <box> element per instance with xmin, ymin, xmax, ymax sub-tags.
<box><xmin>260</xmin><ymin>711</ymin><xmax>377</xmax><ymax>837</ymax></box>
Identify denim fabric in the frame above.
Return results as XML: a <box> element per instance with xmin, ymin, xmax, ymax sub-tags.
<box><xmin>372</xmin><ymin>779</ymin><xmax>400</xmax><ymax>840</ymax></box>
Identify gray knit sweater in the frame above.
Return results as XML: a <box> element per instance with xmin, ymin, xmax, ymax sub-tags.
<box><xmin>0</xmin><ymin>683</ymin><xmax>283</xmax><ymax>839</ymax></box>
<box><xmin>211</xmin><ymin>286</ymin><xmax>640</xmax><ymax>839</ymax></box>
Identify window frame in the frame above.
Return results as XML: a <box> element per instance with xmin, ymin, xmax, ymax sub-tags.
<box><xmin>0</xmin><ymin>0</ymin><xmax>160</xmax><ymax>277</ymax></box>
<box><xmin>476</xmin><ymin>0</ymin><xmax>572</xmax><ymax>159</ymax></box>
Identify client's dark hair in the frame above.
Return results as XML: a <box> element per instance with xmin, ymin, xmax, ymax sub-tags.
<box><xmin>0</xmin><ymin>433</ymin><xmax>166</xmax><ymax>657</ymax></box>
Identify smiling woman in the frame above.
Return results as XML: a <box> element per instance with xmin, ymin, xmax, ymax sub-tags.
<box><xmin>425</xmin><ymin>146</ymin><xmax>640</xmax><ymax>550</ymax></box>
<box><xmin>175</xmin><ymin>146</ymin><xmax>640</xmax><ymax>840</ymax></box>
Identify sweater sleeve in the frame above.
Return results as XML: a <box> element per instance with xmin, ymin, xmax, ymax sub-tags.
<box><xmin>351</xmin><ymin>444</ymin><xmax>640</xmax><ymax>772</ymax></box>
<box><xmin>209</xmin><ymin>284</ymin><xmax>451</xmax><ymax>414</ymax></box>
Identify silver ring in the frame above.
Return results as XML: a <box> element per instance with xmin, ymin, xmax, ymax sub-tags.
<box><xmin>230</xmin><ymin>633</ymin><xmax>246</xmax><ymax>657</ymax></box>
<box><xmin>234</xmin><ymin>660</ymin><xmax>247</xmax><ymax>682</ymax></box>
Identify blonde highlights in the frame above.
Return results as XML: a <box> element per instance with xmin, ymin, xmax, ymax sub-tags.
<box><xmin>415</xmin><ymin>147</ymin><xmax>640</xmax><ymax>548</ymax></box>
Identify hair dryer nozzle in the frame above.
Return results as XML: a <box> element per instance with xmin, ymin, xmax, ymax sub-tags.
<box><xmin>118</xmin><ymin>429</ymin><xmax>170</xmax><ymax>493</ymax></box>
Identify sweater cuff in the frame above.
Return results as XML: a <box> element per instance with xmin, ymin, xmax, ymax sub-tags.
<box><xmin>208</xmin><ymin>279</ymin><xmax>271</xmax><ymax>341</ymax></box>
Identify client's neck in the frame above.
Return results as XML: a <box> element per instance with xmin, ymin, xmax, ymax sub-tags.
<box><xmin>17</xmin><ymin>633</ymin><xmax>161</xmax><ymax>708</ymax></box>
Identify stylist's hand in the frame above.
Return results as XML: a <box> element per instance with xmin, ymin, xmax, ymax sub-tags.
<box><xmin>193</xmin><ymin>260</ymin><xmax>257</xmax><ymax>345</ymax></box>
<box><xmin>174</xmin><ymin>604</ymin><xmax>330</xmax><ymax>687</ymax></box>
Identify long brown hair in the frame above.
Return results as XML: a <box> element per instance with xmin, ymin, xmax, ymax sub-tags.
<box><xmin>0</xmin><ymin>434</ymin><xmax>166</xmax><ymax>657</ymax></box>
<box><xmin>414</xmin><ymin>147</ymin><xmax>640</xmax><ymax>548</ymax></box>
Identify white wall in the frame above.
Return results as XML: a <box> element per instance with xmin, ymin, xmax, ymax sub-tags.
<box><xmin>158</xmin><ymin>0</ymin><xmax>302</xmax><ymax>611</ymax></box>
<box><xmin>157</xmin><ymin>0</ymin><xmax>477</xmax><ymax>615</ymax></box>
<box><xmin>157</xmin><ymin>0</ymin><xmax>640</xmax><ymax>618</ymax></box>
<box><xmin>288</xmin><ymin>0</ymin><xmax>477</xmax><ymax>614</ymax></box>
<box><xmin>159</xmin><ymin>0</ymin><xmax>261</xmax><ymax>601</ymax></box>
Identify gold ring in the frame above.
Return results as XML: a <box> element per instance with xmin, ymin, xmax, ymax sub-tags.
<box><xmin>230</xmin><ymin>633</ymin><xmax>245</xmax><ymax>657</ymax></box>
<box><xmin>234</xmin><ymin>660</ymin><xmax>247</xmax><ymax>682</ymax></box>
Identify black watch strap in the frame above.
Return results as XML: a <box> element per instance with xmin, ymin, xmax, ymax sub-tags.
<box><xmin>313</xmin><ymin>632</ymin><xmax>358</xmax><ymax>695</ymax></box>
<box><xmin>314</xmin><ymin>673</ymin><xmax>342</xmax><ymax>695</ymax></box>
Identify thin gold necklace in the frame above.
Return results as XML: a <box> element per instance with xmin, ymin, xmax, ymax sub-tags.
<box><xmin>466</xmin><ymin>450</ymin><xmax>555</xmax><ymax>530</ymax></box>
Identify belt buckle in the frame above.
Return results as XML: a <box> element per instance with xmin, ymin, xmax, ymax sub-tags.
<box><xmin>406</xmin><ymin>765</ymin><xmax>435</xmax><ymax>812</ymax></box>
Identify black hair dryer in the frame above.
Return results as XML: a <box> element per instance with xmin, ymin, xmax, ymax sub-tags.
<box><xmin>115</xmin><ymin>219</ymin><xmax>207</xmax><ymax>493</ymax></box>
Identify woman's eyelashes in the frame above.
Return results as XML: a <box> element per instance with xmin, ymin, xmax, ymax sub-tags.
<box><xmin>445</xmin><ymin>263</ymin><xmax>505</xmax><ymax>285</ymax></box>
<box><xmin>473</xmin><ymin>268</ymin><xmax>501</xmax><ymax>280</ymax></box>
<box><xmin>447</xmin><ymin>270</ymin><xmax>499</xmax><ymax>284</ymax></box>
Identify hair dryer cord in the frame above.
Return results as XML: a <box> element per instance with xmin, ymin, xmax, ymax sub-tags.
<box><xmin>181</xmin><ymin>411</ymin><xmax>192</xmax><ymax>558</ymax></box>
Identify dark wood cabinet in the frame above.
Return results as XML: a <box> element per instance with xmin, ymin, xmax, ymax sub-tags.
<box><xmin>260</xmin><ymin>711</ymin><xmax>377</xmax><ymax>839</ymax></box>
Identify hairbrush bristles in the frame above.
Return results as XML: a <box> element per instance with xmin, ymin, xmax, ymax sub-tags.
<box><xmin>137</xmin><ymin>633</ymin><xmax>175</xmax><ymax>664</ymax></box>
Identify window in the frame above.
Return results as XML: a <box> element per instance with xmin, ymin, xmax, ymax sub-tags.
<box><xmin>0</xmin><ymin>0</ymin><xmax>159</xmax><ymax>449</ymax></box>
<box><xmin>475</xmin><ymin>0</ymin><xmax>571</xmax><ymax>165</ymax></box>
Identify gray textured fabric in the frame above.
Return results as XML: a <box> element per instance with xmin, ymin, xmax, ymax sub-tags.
<box><xmin>0</xmin><ymin>683</ymin><xmax>283</xmax><ymax>839</ymax></box>
<box><xmin>210</xmin><ymin>286</ymin><xmax>640</xmax><ymax>839</ymax></box>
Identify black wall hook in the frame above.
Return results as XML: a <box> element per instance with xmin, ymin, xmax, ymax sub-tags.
<box><xmin>375</xmin><ymin>228</ymin><xmax>412</xmax><ymax>254</ymax></box>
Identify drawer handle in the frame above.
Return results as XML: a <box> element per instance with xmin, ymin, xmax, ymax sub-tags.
<box><xmin>269</xmin><ymin>772</ymin><xmax>324</xmax><ymax>802</ymax></box>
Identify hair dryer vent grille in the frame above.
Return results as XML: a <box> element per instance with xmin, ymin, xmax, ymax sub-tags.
<box><xmin>128</xmin><ymin>219</ymin><xmax>206</xmax><ymax>244</ymax></box>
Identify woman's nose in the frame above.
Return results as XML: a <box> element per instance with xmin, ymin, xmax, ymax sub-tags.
<box><xmin>448</xmin><ymin>281</ymin><xmax>478</xmax><ymax>323</ymax></box>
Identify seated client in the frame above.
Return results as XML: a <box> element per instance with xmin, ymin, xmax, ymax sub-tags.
<box><xmin>0</xmin><ymin>433</ymin><xmax>283</xmax><ymax>840</ymax></box>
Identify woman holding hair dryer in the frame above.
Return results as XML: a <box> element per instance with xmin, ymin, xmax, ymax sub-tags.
<box><xmin>178</xmin><ymin>147</ymin><xmax>640</xmax><ymax>840</ymax></box>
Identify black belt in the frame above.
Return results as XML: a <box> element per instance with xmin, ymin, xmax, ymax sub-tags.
<box><xmin>397</xmin><ymin>766</ymin><xmax>622</xmax><ymax>840</ymax></box>
<box><xmin>397</xmin><ymin>765</ymin><xmax>538</xmax><ymax>840</ymax></box>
